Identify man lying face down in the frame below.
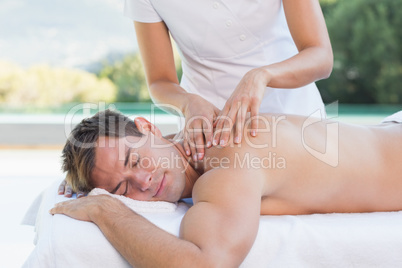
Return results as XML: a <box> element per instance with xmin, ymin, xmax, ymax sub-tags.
<box><xmin>51</xmin><ymin>109</ymin><xmax>402</xmax><ymax>267</ymax></box>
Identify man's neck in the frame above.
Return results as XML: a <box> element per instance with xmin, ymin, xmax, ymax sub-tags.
<box><xmin>167</xmin><ymin>137</ymin><xmax>206</xmax><ymax>198</ymax></box>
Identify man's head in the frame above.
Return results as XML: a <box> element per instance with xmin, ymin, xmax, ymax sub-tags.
<box><xmin>62</xmin><ymin>109</ymin><xmax>192</xmax><ymax>202</ymax></box>
<box><xmin>62</xmin><ymin>109</ymin><xmax>143</xmax><ymax>193</ymax></box>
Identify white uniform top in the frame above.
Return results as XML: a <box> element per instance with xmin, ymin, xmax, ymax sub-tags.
<box><xmin>124</xmin><ymin>0</ymin><xmax>326</xmax><ymax>117</ymax></box>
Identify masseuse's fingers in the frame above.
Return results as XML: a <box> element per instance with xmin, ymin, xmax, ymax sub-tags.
<box><xmin>214</xmin><ymin>68</ymin><xmax>268</xmax><ymax>145</ymax></box>
<box><xmin>183</xmin><ymin>133</ymin><xmax>191</xmax><ymax>157</ymax></box>
<box><xmin>188</xmin><ymin>130</ymin><xmax>198</xmax><ymax>161</ymax></box>
<box><xmin>213</xmin><ymin>106</ymin><xmax>227</xmax><ymax>146</ymax></box>
<box><xmin>250</xmin><ymin>99</ymin><xmax>259</xmax><ymax>137</ymax></box>
<box><xmin>234</xmin><ymin>102</ymin><xmax>248</xmax><ymax>144</ymax></box>
<box><xmin>197</xmin><ymin>112</ymin><xmax>217</xmax><ymax>160</ymax></box>
<box><xmin>222</xmin><ymin>105</ymin><xmax>237</xmax><ymax>146</ymax></box>
<box><xmin>183</xmin><ymin>124</ymin><xmax>198</xmax><ymax>161</ymax></box>
<box><xmin>191</xmin><ymin>119</ymin><xmax>205</xmax><ymax>161</ymax></box>
<box><xmin>203</xmin><ymin>118</ymin><xmax>213</xmax><ymax>149</ymax></box>
<box><xmin>196</xmin><ymin>112</ymin><xmax>216</xmax><ymax>159</ymax></box>
<box><xmin>183</xmin><ymin>94</ymin><xmax>220</xmax><ymax>160</ymax></box>
<box><xmin>213</xmin><ymin>115</ymin><xmax>224</xmax><ymax>146</ymax></box>
<box><xmin>214</xmin><ymin>102</ymin><xmax>237</xmax><ymax>147</ymax></box>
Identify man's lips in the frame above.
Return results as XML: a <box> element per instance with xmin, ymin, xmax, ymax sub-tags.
<box><xmin>154</xmin><ymin>174</ymin><xmax>166</xmax><ymax>198</ymax></box>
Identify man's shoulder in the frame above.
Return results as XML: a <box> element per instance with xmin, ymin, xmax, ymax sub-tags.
<box><xmin>192</xmin><ymin>167</ymin><xmax>264</xmax><ymax>204</ymax></box>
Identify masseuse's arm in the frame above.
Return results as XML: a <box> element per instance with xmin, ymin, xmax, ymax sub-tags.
<box><xmin>134</xmin><ymin>21</ymin><xmax>220</xmax><ymax>161</ymax></box>
<box><xmin>50</xmin><ymin>168</ymin><xmax>262</xmax><ymax>267</ymax></box>
<box><xmin>214</xmin><ymin>0</ymin><xmax>333</xmax><ymax>146</ymax></box>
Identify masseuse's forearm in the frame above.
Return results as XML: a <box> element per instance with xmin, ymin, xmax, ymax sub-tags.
<box><xmin>262</xmin><ymin>46</ymin><xmax>333</xmax><ymax>89</ymax></box>
<box><xmin>148</xmin><ymin>80</ymin><xmax>192</xmax><ymax>115</ymax></box>
<box><xmin>91</xmin><ymin>201</ymin><xmax>207</xmax><ymax>268</ymax></box>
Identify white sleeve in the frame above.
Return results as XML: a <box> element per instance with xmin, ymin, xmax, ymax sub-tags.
<box><xmin>123</xmin><ymin>0</ymin><xmax>162</xmax><ymax>23</ymax></box>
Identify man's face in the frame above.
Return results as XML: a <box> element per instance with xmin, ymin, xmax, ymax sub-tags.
<box><xmin>91</xmin><ymin>134</ymin><xmax>188</xmax><ymax>202</ymax></box>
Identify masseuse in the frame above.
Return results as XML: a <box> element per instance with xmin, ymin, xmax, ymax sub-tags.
<box><xmin>124</xmin><ymin>0</ymin><xmax>333</xmax><ymax>160</ymax></box>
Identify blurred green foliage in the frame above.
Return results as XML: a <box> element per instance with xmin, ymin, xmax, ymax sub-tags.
<box><xmin>317</xmin><ymin>0</ymin><xmax>402</xmax><ymax>104</ymax></box>
<box><xmin>0</xmin><ymin>61</ymin><xmax>116</xmax><ymax>107</ymax></box>
<box><xmin>98</xmin><ymin>53</ymin><xmax>150</xmax><ymax>103</ymax></box>
<box><xmin>98</xmin><ymin>50</ymin><xmax>182</xmax><ymax>103</ymax></box>
<box><xmin>319</xmin><ymin>0</ymin><xmax>338</xmax><ymax>16</ymax></box>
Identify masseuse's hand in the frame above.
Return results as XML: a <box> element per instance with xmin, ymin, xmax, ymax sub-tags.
<box><xmin>183</xmin><ymin>94</ymin><xmax>220</xmax><ymax>161</ymax></box>
<box><xmin>58</xmin><ymin>179</ymin><xmax>86</xmax><ymax>198</ymax></box>
<box><xmin>214</xmin><ymin>68</ymin><xmax>269</xmax><ymax>146</ymax></box>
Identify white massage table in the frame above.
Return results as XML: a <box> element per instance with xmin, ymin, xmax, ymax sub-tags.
<box><xmin>23</xmin><ymin>179</ymin><xmax>402</xmax><ymax>267</ymax></box>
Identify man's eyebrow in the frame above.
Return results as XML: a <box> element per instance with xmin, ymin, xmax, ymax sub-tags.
<box><xmin>110</xmin><ymin>181</ymin><xmax>124</xmax><ymax>194</ymax></box>
<box><xmin>124</xmin><ymin>147</ymin><xmax>132</xmax><ymax>167</ymax></box>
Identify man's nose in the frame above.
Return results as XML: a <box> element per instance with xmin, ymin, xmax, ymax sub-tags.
<box><xmin>134</xmin><ymin>171</ymin><xmax>152</xmax><ymax>192</ymax></box>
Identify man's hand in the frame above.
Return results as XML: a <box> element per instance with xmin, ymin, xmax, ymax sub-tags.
<box><xmin>58</xmin><ymin>179</ymin><xmax>86</xmax><ymax>198</ymax></box>
<box><xmin>50</xmin><ymin>195</ymin><xmax>117</xmax><ymax>222</ymax></box>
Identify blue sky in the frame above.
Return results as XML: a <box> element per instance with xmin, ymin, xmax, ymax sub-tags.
<box><xmin>0</xmin><ymin>0</ymin><xmax>138</xmax><ymax>69</ymax></box>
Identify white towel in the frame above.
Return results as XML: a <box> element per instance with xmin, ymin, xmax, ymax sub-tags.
<box><xmin>23</xmin><ymin>180</ymin><xmax>402</xmax><ymax>268</ymax></box>
<box><xmin>381</xmin><ymin>111</ymin><xmax>402</xmax><ymax>124</ymax></box>
<box><xmin>88</xmin><ymin>188</ymin><xmax>177</xmax><ymax>213</ymax></box>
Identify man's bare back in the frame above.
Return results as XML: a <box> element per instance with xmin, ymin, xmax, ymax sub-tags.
<box><xmin>196</xmin><ymin>114</ymin><xmax>402</xmax><ymax>215</ymax></box>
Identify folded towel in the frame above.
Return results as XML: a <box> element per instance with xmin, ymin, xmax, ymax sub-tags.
<box><xmin>88</xmin><ymin>188</ymin><xmax>177</xmax><ymax>213</ymax></box>
<box><xmin>381</xmin><ymin>111</ymin><xmax>402</xmax><ymax>124</ymax></box>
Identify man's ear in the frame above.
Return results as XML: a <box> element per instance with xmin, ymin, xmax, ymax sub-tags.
<box><xmin>134</xmin><ymin>117</ymin><xmax>163</xmax><ymax>138</ymax></box>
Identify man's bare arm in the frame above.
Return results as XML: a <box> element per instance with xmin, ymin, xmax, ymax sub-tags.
<box><xmin>181</xmin><ymin>168</ymin><xmax>262</xmax><ymax>266</ymax></box>
<box><xmin>50</xmin><ymin>169</ymin><xmax>262</xmax><ymax>267</ymax></box>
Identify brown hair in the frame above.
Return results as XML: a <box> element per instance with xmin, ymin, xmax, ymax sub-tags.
<box><xmin>62</xmin><ymin>109</ymin><xmax>143</xmax><ymax>192</ymax></box>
